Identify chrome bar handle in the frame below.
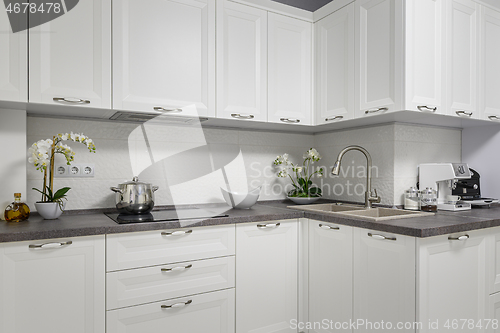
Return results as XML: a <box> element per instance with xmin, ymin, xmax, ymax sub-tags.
<box><xmin>161</xmin><ymin>264</ymin><xmax>193</xmax><ymax>272</ymax></box>
<box><xmin>29</xmin><ymin>241</ymin><xmax>73</xmax><ymax>249</ymax></box>
<box><xmin>325</xmin><ymin>115</ymin><xmax>344</xmax><ymax>122</ymax></box>
<box><xmin>319</xmin><ymin>224</ymin><xmax>340</xmax><ymax>230</ymax></box>
<box><xmin>161</xmin><ymin>230</ymin><xmax>193</xmax><ymax>236</ymax></box>
<box><xmin>368</xmin><ymin>233</ymin><xmax>396</xmax><ymax>241</ymax></box>
<box><xmin>456</xmin><ymin>110</ymin><xmax>473</xmax><ymax>117</ymax></box>
<box><xmin>417</xmin><ymin>105</ymin><xmax>437</xmax><ymax>112</ymax></box>
<box><xmin>364</xmin><ymin>107</ymin><xmax>388</xmax><ymax>114</ymax></box>
<box><xmin>231</xmin><ymin>113</ymin><xmax>255</xmax><ymax>119</ymax></box>
<box><xmin>448</xmin><ymin>235</ymin><xmax>469</xmax><ymax>241</ymax></box>
<box><xmin>53</xmin><ymin>97</ymin><xmax>90</xmax><ymax>104</ymax></box>
<box><xmin>280</xmin><ymin>118</ymin><xmax>300</xmax><ymax>123</ymax></box>
<box><xmin>161</xmin><ymin>300</ymin><xmax>193</xmax><ymax>309</ymax></box>
<box><xmin>257</xmin><ymin>223</ymin><xmax>281</xmax><ymax>229</ymax></box>
<box><xmin>153</xmin><ymin>106</ymin><xmax>182</xmax><ymax>113</ymax></box>
<box><xmin>489</xmin><ymin>115</ymin><xmax>500</xmax><ymax>121</ymax></box>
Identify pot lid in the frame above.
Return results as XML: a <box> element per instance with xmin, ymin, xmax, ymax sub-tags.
<box><xmin>120</xmin><ymin>176</ymin><xmax>150</xmax><ymax>186</ymax></box>
<box><xmin>419</xmin><ymin>187</ymin><xmax>436</xmax><ymax>195</ymax></box>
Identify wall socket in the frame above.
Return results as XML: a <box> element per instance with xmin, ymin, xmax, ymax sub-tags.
<box><xmin>55</xmin><ymin>164</ymin><xmax>95</xmax><ymax>177</ymax></box>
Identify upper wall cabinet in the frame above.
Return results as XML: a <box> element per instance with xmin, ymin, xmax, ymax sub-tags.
<box><xmin>0</xmin><ymin>11</ymin><xmax>27</xmax><ymax>103</ymax></box>
<box><xmin>29</xmin><ymin>0</ymin><xmax>111</xmax><ymax>108</ymax></box>
<box><xmin>113</xmin><ymin>0</ymin><xmax>215</xmax><ymax>117</ymax></box>
<box><xmin>315</xmin><ymin>2</ymin><xmax>354</xmax><ymax>126</ymax></box>
<box><xmin>268</xmin><ymin>13</ymin><xmax>312</xmax><ymax>125</ymax></box>
<box><xmin>217</xmin><ymin>0</ymin><xmax>267</xmax><ymax>122</ymax></box>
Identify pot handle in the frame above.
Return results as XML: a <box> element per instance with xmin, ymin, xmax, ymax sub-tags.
<box><xmin>110</xmin><ymin>187</ymin><xmax>123</xmax><ymax>194</ymax></box>
<box><xmin>152</xmin><ymin>186</ymin><xmax>159</xmax><ymax>192</ymax></box>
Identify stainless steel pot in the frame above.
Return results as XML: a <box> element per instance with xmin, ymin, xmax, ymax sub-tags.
<box><xmin>110</xmin><ymin>177</ymin><xmax>159</xmax><ymax>214</ymax></box>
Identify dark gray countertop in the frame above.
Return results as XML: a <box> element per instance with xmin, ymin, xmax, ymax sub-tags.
<box><xmin>1</xmin><ymin>200</ymin><xmax>500</xmax><ymax>242</ymax></box>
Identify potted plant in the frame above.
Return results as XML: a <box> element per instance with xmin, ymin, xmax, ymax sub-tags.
<box><xmin>28</xmin><ymin>133</ymin><xmax>96</xmax><ymax>219</ymax></box>
<box><xmin>274</xmin><ymin>148</ymin><xmax>325</xmax><ymax>204</ymax></box>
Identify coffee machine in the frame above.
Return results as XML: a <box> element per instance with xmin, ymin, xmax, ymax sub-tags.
<box><xmin>418</xmin><ymin>163</ymin><xmax>472</xmax><ymax>211</ymax></box>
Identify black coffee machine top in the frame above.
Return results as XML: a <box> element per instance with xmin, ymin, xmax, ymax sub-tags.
<box><xmin>453</xmin><ymin>168</ymin><xmax>498</xmax><ymax>206</ymax></box>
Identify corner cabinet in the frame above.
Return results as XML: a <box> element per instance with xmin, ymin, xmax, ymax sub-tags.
<box><xmin>236</xmin><ymin>220</ymin><xmax>298</xmax><ymax>333</ymax></box>
<box><xmin>113</xmin><ymin>0</ymin><xmax>216</xmax><ymax>117</ymax></box>
<box><xmin>29</xmin><ymin>0</ymin><xmax>111</xmax><ymax>108</ymax></box>
<box><xmin>0</xmin><ymin>235</ymin><xmax>105</xmax><ymax>333</ymax></box>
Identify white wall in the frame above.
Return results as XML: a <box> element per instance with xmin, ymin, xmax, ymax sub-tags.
<box><xmin>462</xmin><ymin>125</ymin><xmax>500</xmax><ymax>199</ymax></box>
<box><xmin>0</xmin><ymin>109</ymin><xmax>27</xmax><ymax>219</ymax></box>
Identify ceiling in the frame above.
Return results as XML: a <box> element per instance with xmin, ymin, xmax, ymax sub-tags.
<box><xmin>271</xmin><ymin>0</ymin><xmax>335</xmax><ymax>12</ymax></box>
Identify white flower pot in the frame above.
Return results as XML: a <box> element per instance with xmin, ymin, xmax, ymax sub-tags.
<box><xmin>35</xmin><ymin>202</ymin><xmax>66</xmax><ymax>220</ymax></box>
<box><xmin>287</xmin><ymin>196</ymin><xmax>321</xmax><ymax>205</ymax></box>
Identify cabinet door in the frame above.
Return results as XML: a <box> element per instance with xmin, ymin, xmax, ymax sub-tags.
<box><xmin>217</xmin><ymin>0</ymin><xmax>267</xmax><ymax>122</ymax></box>
<box><xmin>0</xmin><ymin>235</ymin><xmax>105</xmax><ymax>333</ymax></box>
<box><xmin>446</xmin><ymin>0</ymin><xmax>479</xmax><ymax>119</ymax></box>
<box><xmin>268</xmin><ymin>13</ymin><xmax>312</xmax><ymax>125</ymax></box>
<box><xmin>418</xmin><ymin>230</ymin><xmax>488</xmax><ymax>333</ymax></box>
<box><xmin>309</xmin><ymin>221</ymin><xmax>352</xmax><ymax>333</ymax></box>
<box><xmin>113</xmin><ymin>0</ymin><xmax>215</xmax><ymax>117</ymax></box>
<box><xmin>487</xmin><ymin>292</ymin><xmax>500</xmax><ymax>333</ymax></box>
<box><xmin>29</xmin><ymin>0</ymin><xmax>111</xmax><ymax>108</ymax></box>
<box><xmin>404</xmin><ymin>0</ymin><xmax>446</xmax><ymax>114</ymax></box>
<box><xmin>353</xmin><ymin>228</ymin><xmax>415</xmax><ymax>333</ymax></box>
<box><xmin>479</xmin><ymin>5</ymin><xmax>500</xmax><ymax>121</ymax></box>
<box><xmin>236</xmin><ymin>220</ymin><xmax>298</xmax><ymax>333</ymax></box>
<box><xmin>355</xmin><ymin>0</ymin><xmax>404</xmax><ymax>117</ymax></box>
<box><xmin>316</xmin><ymin>3</ymin><xmax>354</xmax><ymax>125</ymax></box>
<box><xmin>107</xmin><ymin>289</ymin><xmax>235</xmax><ymax>333</ymax></box>
<box><xmin>0</xmin><ymin>10</ymin><xmax>27</xmax><ymax>102</ymax></box>
<box><xmin>488</xmin><ymin>229</ymin><xmax>500</xmax><ymax>295</ymax></box>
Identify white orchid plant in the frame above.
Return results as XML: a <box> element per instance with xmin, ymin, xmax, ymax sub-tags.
<box><xmin>28</xmin><ymin>132</ymin><xmax>96</xmax><ymax>208</ymax></box>
<box><xmin>274</xmin><ymin>148</ymin><xmax>325</xmax><ymax>198</ymax></box>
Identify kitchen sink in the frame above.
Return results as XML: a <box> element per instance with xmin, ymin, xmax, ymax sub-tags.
<box><xmin>289</xmin><ymin>203</ymin><xmax>434</xmax><ymax>221</ymax></box>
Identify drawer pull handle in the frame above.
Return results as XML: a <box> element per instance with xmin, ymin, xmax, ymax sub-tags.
<box><xmin>53</xmin><ymin>97</ymin><xmax>90</xmax><ymax>104</ymax></box>
<box><xmin>231</xmin><ymin>113</ymin><xmax>254</xmax><ymax>119</ymax></box>
<box><xmin>161</xmin><ymin>264</ymin><xmax>193</xmax><ymax>272</ymax></box>
<box><xmin>319</xmin><ymin>224</ymin><xmax>339</xmax><ymax>230</ymax></box>
<box><xmin>365</xmin><ymin>107</ymin><xmax>388</xmax><ymax>114</ymax></box>
<box><xmin>280</xmin><ymin>118</ymin><xmax>300</xmax><ymax>123</ymax></box>
<box><xmin>161</xmin><ymin>230</ymin><xmax>193</xmax><ymax>236</ymax></box>
<box><xmin>153</xmin><ymin>106</ymin><xmax>182</xmax><ymax>113</ymax></box>
<box><xmin>368</xmin><ymin>233</ymin><xmax>396</xmax><ymax>241</ymax></box>
<box><xmin>489</xmin><ymin>115</ymin><xmax>500</xmax><ymax>121</ymax></box>
<box><xmin>161</xmin><ymin>300</ymin><xmax>192</xmax><ymax>309</ymax></box>
<box><xmin>448</xmin><ymin>235</ymin><xmax>469</xmax><ymax>241</ymax></box>
<box><xmin>29</xmin><ymin>241</ymin><xmax>72</xmax><ymax>249</ymax></box>
<box><xmin>257</xmin><ymin>223</ymin><xmax>281</xmax><ymax>229</ymax></box>
<box><xmin>456</xmin><ymin>110</ymin><xmax>473</xmax><ymax>117</ymax></box>
<box><xmin>325</xmin><ymin>115</ymin><xmax>343</xmax><ymax>122</ymax></box>
<box><xmin>417</xmin><ymin>105</ymin><xmax>437</xmax><ymax>112</ymax></box>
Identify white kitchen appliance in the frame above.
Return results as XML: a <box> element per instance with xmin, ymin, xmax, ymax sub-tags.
<box><xmin>418</xmin><ymin>163</ymin><xmax>472</xmax><ymax>211</ymax></box>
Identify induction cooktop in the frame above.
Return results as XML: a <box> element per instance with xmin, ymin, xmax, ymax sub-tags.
<box><xmin>105</xmin><ymin>208</ymin><xmax>229</xmax><ymax>224</ymax></box>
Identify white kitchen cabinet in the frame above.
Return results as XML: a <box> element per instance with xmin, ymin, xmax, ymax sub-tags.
<box><xmin>308</xmin><ymin>221</ymin><xmax>353</xmax><ymax>333</ymax></box>
<box><xmin>113</xmin><ymin>0</ymin><xmax>215</xmax><ymax>117</ymax></box>
<box><xmin>315</xmin><ymin>3</ymin><xmax>355</xmax><ymax>125</ymax></box>
<box><xmin>488</xmin><ymin>230</ymin><xmax>500</xmax><ymax>295</ymax></box>
<box><xmin>417</xmin><ymin>230</ymin><xmax>488</xmax><ymax>333</ymax></box>
<box><xmin>216</xmin><ymin>0</ymin><xmax>268</xmax><ymax>122</ymax></box>
<box><xmin>446</xmin><ymin>0</ymin><xmax>479</xmax><ymax>119</ymax></box>
<box><xmin>353</xmin><ymin>228</ymin><xmax>415</xmax><ymax>332</ymax></box>
<box><xmin>29</xmin><ymin>0</ymin><xmax>111</xmax><ymax>108</ymax></box>
<box><xmin>0</xmin><ymin>235</ymin><xmax>105</xmax><ymax>333</ymax></box>
<box><xmin>236</xmin><ymin>220</ymin><xmax>298</xmax><ymax>333</ymax></box>
<box><xmin>355</xmin><ymin>0</ymin><xmax>404</xmax><ymax>117</ymax></box>
<box><xmin>487</xmin><ymin>292</ymin><xmax>500</xmax><ymax>333</ymax></box>
<box><xmin>479</xmin><ymin>5</ymin><xmax>500</xmax><ymax>122</ymax></box>
<box><xmin>0</xmin><ymin>10</ymin><xmax>27</xmax><ymax>102</ymax></box>
<box><xmin>107</xmin><ymin>289</ymin><xmax>235</xmax><ymax>333</ymax></box>
<box><xmin>268</xmin><ymin>13</ymin><xmax>312</xmax><ymax>125</ymax></box>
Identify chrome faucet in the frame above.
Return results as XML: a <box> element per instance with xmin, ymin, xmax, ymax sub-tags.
<box><xmin>331</xmin><ymin>145</ymin><xmax>381</xmax><ymax>208</ymax></box>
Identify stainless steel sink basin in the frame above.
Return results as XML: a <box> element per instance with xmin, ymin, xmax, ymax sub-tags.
<box><xmin>288</xmin><ymin>203</ymin><xmax>434</xmax><ymax>221</ymax></box>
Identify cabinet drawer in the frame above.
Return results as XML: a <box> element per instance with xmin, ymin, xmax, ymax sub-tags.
<box><xmin>107</xmin><ymin>256</ymin><xmax>235</xmax><ymax>310</ymax></box>
<box><xmin>106</xmin><ymin>225</ymin><xmax>235</xmax><ymax>271</ymax></box>
<box><xmin>107</xmin><ymin>289</ymin><xmax>235</xmax><ymax>333</ymax></box>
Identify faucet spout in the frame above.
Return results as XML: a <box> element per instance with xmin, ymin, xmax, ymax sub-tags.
<box><xmin>331</xmin><ymin>145</ymin><xmax>381</xmax><ymax>208</ymax></box>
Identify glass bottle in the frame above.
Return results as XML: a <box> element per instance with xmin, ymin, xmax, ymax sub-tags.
<box><xmin>4</xmin><ymin>193</ymin><xmax>30</xmax><ymax>222</ymax></box>
<box><xmin>419</xmin><ymin>187</ymin><xmax>438</xmax><ymax>212</ymax></box>
<box><xmin>404</xmin><ymin>187</ymin><xmax>419</xmax><ymax>211</ymax></box>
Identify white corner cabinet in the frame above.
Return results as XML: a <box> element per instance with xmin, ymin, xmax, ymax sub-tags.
<box><xmin>0</xmin><ymin>235</ymin><xmax>105</xmax><ymax>333</ymax></box>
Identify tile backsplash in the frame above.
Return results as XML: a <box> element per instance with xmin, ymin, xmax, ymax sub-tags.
<box><xmin>26</xmin><ymin>117</ymin><xmax>461</xmax><ymax>210</ymax></box>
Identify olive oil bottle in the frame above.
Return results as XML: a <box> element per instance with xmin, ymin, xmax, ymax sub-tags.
<box><xmin>4</xmin><ymin>193</ymin><xmax>30</xmax><ymax>222</ymax></box>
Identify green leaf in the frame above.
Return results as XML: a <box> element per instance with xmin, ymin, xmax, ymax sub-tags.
<box><xmin>52</xmin><ymin>187</ymin><xmax>71</xmax><ymax>201</ymax></box>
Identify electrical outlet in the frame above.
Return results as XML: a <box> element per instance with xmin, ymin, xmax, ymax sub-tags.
<box><xmin>81</xmin><ymin>164</ymin><xmax>95</xmax><ymax>177</ymax></box>
<box><xmin>54</xmin><ymin>164</ymin><xmax>95</xmax><ymax>178</ymax></box>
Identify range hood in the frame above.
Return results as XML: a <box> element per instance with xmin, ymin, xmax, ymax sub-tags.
<box><xmin>109</xmin><ymin>111</ymin><xmax>209</xmax><ymax>124</ymax></box>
